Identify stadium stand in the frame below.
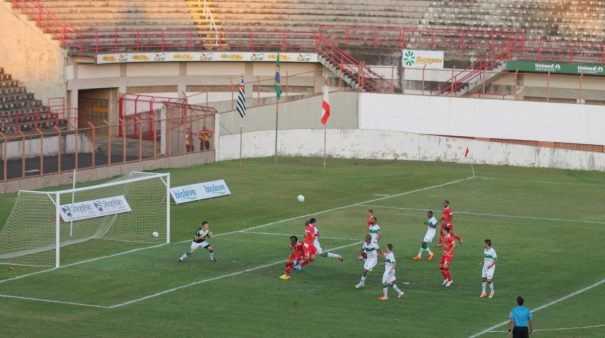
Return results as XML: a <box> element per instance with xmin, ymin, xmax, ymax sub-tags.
<box><xmin>208</xmin><ymin>0</ymin><xmax>431</xmax><ymax>30</ymax></box>
<box><xmin>421</xmin><ymin>0</ymin><xmax>605</xmax><ymax>42</ymax></box>
<box><xmin>0</xmin><ymin>67</ymin><xmax>66</xmax><ymax>134</ymax></box>
<box><xmin>36</xmin><ymin>0</ymin><xmax>198</xmax><ymax>31</ymax></box>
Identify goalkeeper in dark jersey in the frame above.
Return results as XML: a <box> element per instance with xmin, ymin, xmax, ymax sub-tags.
<box><xmin>178</xmin><ymin>221</ymin><xmax>216</xmax><ymax>262</ymax></box>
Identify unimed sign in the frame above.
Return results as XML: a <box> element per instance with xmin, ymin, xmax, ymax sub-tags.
<box><xmin>506</xmin><ymin>60</ymin><xmax>605</xmax><ymax>76</ymax></box>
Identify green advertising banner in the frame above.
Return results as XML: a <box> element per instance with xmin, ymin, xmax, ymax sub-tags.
<box><xmin>506</xmin><ymin>60</ymin><xmax>605</xmax><ymax>76</ymax></box>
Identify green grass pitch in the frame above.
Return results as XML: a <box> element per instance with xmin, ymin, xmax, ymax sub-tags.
<box><xmin>0</xmin><ymin>157</ymin><xmax>604</xmax><ymax>337</ymax></box>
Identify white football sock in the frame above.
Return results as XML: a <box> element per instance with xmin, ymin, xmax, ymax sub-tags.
<box><xmin>392</xmin><ymin>284</ymin><xmax>403</xmax><ymax>294</ymax></box>
<box><xmin>383</xmin><ymin>287</ymin><xmax>388</xmax><ymax>297</ymax></box>
<box><xmin>326</xmin><ymin>252</ymin><xmax>340</xmax><ymax>258</ymax></box>
<box><xmin>482</xmin><ymin>281</ymin><xmax>487</xmax><ymax>292</ymax></box>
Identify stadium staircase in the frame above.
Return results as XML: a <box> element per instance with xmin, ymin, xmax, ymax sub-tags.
<box><xmin>0</xmin><ymin>67</ymin><xmax>67</xmax><ymax>134</ymax></box>
<box><xmin>431</xmin><ymin>47</ymin><xmax>512</xmax><ymax>96</ymax></box>
<box><xmin>317</xmin><ymin>39</ymin><xmax>394</xmax><ymax>93</ymax></box>
<box><xmin>185</xmin><ymin>0</ymin><xmax>228</xmax><ymax>49</ymax></box>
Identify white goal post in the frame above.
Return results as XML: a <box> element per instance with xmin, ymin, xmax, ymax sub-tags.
<box><xmin>0</xmin><ymin>172</ymin><xmax>171</xmax><ymax>268</ymax></box>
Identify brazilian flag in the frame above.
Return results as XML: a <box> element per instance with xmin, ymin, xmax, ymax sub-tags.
<box><xmin>274</xmin><ymin>54</ymin><xmax>282</xmax><ymax>99</ymax></box>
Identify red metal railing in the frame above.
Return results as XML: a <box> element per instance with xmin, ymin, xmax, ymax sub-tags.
<box><xmin>10</xmin><ymin>0</ymin><xmax>76</xmax><ymax>47</ymax></box>
<box><xmin>432</xmin><ymin>47</ymin><xmax>514</xmax><ymax>96</ymax></box>
<box><xmin>317</xmin><ymin>25</ymin><xmax>526</xmax><ymax>51</ymax></box>
<box><xmin>0</xmin><ymin>108</ymin><xmax>67</xmax><ymax>133</ymax></box>
<box><xmin>10</xmin><ymin>0</ymin><xmax>605</xmax><ymax>65</ymax></box>
<box><xmin>316</xmin><ymin>38</ymin><xmax>393</xmax><ymax>93</ymax></box>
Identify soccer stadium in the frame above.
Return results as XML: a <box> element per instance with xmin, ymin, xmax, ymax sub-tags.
<box><xmin>0</xmin><ymin>0</ymin><xmax>604</xmax><ymax>337</ymax></box>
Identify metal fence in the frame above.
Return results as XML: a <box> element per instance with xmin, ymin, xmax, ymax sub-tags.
<box><xmin>0</xmin><ymin>111</ymin><xmax>215</xmax><ymax>182</ymax></box>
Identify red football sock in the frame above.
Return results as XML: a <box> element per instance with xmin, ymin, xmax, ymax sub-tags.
<box><xmin>285</xmin><ymin>261</ymin><xmax>293</xmax><ymax>275</ymax></box>
<box><xmin>445</xmin><ymin>268</ymin><xmax>452</xmax><ymax>281</ymax></box>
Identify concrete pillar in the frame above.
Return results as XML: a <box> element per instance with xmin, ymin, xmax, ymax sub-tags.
<box><xmin>68</xmin><ymin>89</ymin><xmax>78</xmax><ymax>129</ymax></box>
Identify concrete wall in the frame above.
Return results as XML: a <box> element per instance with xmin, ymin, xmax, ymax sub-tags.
<box><xmin>219</xmin><ymin>129</ymin><xmax>605</xmax><ymax>171</ymax></box>
<box><xmin>358</xmin><ymin>93</ymin><xmax>605</xmax><ymax>145</ymax></box>
<box><xmin>218</xmin><ymin>91</ymin><xmax>359</xmax><ymax>136</ymax></box>
<box><xmin>1</xmin><ymin>133</ymin><xmax>92</xmax><ymax>160</ymax></box>
<box><xmin>0</xmin><ymin>1</ymin><xmax>66</xmax><ymax>104</ymax></box>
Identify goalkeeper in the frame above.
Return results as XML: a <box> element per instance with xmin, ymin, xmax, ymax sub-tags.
<box><xmin>178</xmin><ymin>221</ymin><xmax>216</xmax><ymax>262</ymax></box>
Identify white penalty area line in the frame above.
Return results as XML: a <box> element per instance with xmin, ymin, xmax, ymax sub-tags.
<box><xmin>107</xmin><ymin>240</ymin><xmax>363</xmax><ymax>309</ymax></box>
<box><xmin>0</xmin><ymin>293</ymin><xmax>109</xmax><ymax>309</ymax></box>
<box><xmin>486</xmin><ymin>323</ymin><xmax>605</xmax><ymax>333</ymax></box>
<box><xmin>361</xmin><ymin>204</ymin><xmax>605</xmax><ymax>225</ymax></box>
<box><xmin>468</xmin><ymin>277</ymin><xmax>605</xmax><ymax>338</ymax></box>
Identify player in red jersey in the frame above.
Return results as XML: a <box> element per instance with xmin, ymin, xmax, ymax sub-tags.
<box><xmin>439</xmin><ymin>225</ymin><xmax>456</xmax><ymax>288</ymax></box>
<box><xmin>280</xmin><ymin>235</ymin><xmax>305</xmax><ymax>280</ymax></box>
<box><xmin>438</xmin><ymin>200</ymin><xmax>463</xmax><ymax>245</ymax></box>
<box><xmin>301</xmin><ymin>220</ymin><xmax>317</xmax><ymax>267</ymax></box>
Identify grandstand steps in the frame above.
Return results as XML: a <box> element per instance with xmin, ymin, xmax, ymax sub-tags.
<box><xmin>209</xmin><ymin>0</ymin><xmax>431</xmax><ymax>31</ymax></box>
<box><xmin>186</xmin><ymin>0</ymin><xmax>229</xmax><ymax>50</ymax></box>
<box><xmin>0</xmin><ymin>68</ymin><xmax>66</xmax><ymax>134</ymax></box>
<box><xmin>457</xmin><ymin>63</ymin><xmax>507</xmax><ymax>97</ymax></box>
<box><xmin>318</xmin><ymin>55</ymin><xmax>361</xmax><ymax>91</ymax></box>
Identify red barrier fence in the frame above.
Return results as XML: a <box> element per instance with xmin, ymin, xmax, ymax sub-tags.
<box><xmin>11</xmin><ymin>0</ymin><xmax>605</xmax><ymax>64</ymax></box>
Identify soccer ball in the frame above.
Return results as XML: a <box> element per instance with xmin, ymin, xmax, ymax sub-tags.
<box><xmin>297</xmin><ymin>195</ymin><xmax>305</xmax><ymax>203</ymax></box>
<box><xmin>152</xmin><ymin>231</ymin><xmax>159</xmax><ymax>238</ymax></box>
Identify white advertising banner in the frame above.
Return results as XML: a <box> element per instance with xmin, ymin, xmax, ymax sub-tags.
<box><xmin>402</xmin><ymin>49</ymin><xmax>444</xmax><ymax>69</ymax></box>
<box><xmin>97</xmin><ymin>52</ymin><xmax>318</xmax><ymax>64</ymax></box>
<box><xmin>170</xmin><ymin>179</ymin><xmax>231</xmax><ymax>204</ymax></box>
<box><xmin>60</xmin><ymin>196</ymin><xmax>132</xmax><ymax>222</ymax></box>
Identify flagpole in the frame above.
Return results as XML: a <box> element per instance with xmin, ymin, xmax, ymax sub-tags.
<box><xmin>239</xmin><ymin>121</ymin><xmax>243</xmax><ymax>168</ymax></box>
<box><xmin>274</xmin><ymin>97</ymin><xmax>279</xmax><ymax>165</ymax></box>
<box><xmin>323</xmin><ymin>124</ymin><xmax>327</xmax><ymax>171</ymax></box>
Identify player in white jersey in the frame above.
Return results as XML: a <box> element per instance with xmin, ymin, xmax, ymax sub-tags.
<box><xmin>309</xmin><ymin>218</ymin><xmax>344</xmax><ymax>262</ymax></box>
<box><xmin>368</xmin><ymin>216</ymin><xmax>382</xmax><ymax>245</ymax></box>
<box><xmin>413</xmin><ymin>211</ymin><xmax>437</xmax><ymax>261</ymax></box>
<box><xmin>480</xmin><ymin>239</ymin><xmax>497</xmax><ymax>298</ymax></box>
<box><xmin>178</xmin><ymin>221</ymin><xmax>216</xmax><ymax>262</ymax></box>
<box><xmin>355</xmin><ymin>234</ymin><xmax>383</xmax><ymax>289</ymax></box>
<box><xmin>379</xmin><ymin>243</ymin><xmax>404</xmax><ymax>301</ymax></box>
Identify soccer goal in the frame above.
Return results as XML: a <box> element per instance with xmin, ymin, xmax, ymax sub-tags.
<box><xmin>0</xmin><ymin>172</ymin><xmax>170</xmax><ymax>268</ymax></box>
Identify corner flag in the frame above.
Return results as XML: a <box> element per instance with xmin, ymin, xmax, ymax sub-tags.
<box><xmin>320</xmin><ymin>79</ymin><xmax>330</xmax><ymax>125</ymax></box>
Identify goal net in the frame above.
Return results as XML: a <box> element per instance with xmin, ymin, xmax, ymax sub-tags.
<box><xmin>0</xmin><ymin>172</ymin><xmax>170</xmax><ymax>268</ymax></box>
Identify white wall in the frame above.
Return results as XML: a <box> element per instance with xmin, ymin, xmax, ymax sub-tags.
<box><xmin>359</xmin><ymin>93</ymin><xmax>605</xmax><ymax>145</ymax></box>
<box><xmin>219</xmin><ymin>129</ymin><xmax>605</xmax><ymax>171</ymax></box>
<box><xmin>1</xmin><ymin>134</ymin><xmax>92</xmax><ymax>160</ymax></box>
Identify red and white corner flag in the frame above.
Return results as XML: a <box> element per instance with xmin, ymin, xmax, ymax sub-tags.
<box><xmin>464</xmin><ymin>147</ymin><xmax>470</xmax><ymax>157</ymax></box>
<box><xmin>320</xmin><ymin>79</ymin><xmax>330</xmax><ymax>125</ymax></box>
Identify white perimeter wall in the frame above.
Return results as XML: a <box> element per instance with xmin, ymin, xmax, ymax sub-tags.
<box><xmin>219</xmin><ymin>129</ymin><xmax>605</xmax><ymax>171</ymax></box>
<box><xmin>217</xmin><ymin>93</ymin><xmax>605</xmax><ymax>171</ymax></box>
<box><xmin>358</xmin><ymin>93</ymin><xmax>605</xmax><ymax>145</ymax></box>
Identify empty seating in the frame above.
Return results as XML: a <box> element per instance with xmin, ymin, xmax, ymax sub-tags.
<box><xmin>0</xmin><ymin>68</ymin><xmax>67</xmax><ymax>134</ymax></box>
